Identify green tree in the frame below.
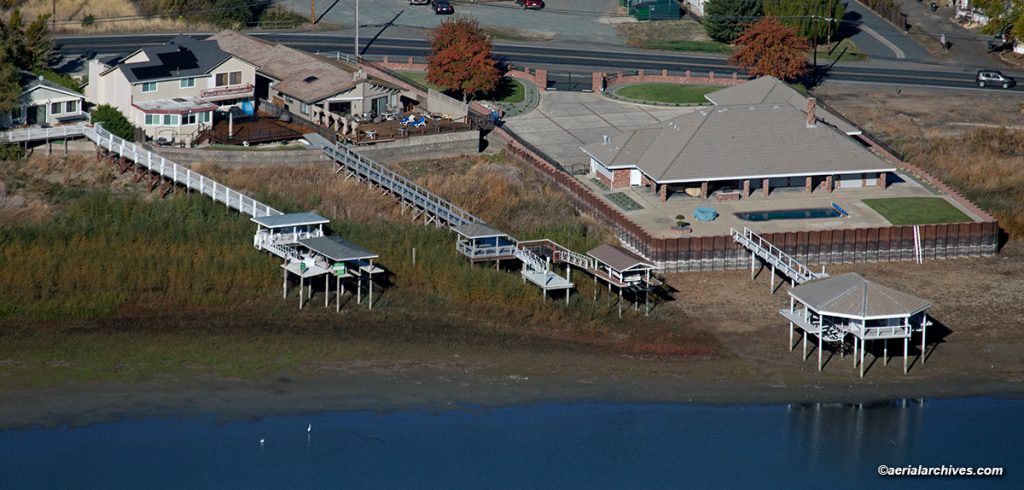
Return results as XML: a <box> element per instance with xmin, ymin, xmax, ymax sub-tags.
<box><xmin>426</xmin><ymin>16</ymin><xmax>501</xmax><ymax>102</ymax></box>
<box><xmin>763</xmin><ymin>0</ymin><xmax>845</xmax><ymax>45</ymax></box>
<box><xmin>1</xmin><ymin>9</ymin><xmax>54</xmax><ymax>71</ymax></box>
<box><xmin>729</xmin><ymin>18</ymin><xmax>810</xmax><ymax>81</ymax></box>
<box><xmin>91</xmin><ymin>105</ymin><xmax>135</xmax><ymax>141</ymax></box>
<box><xmin>704</xmin><ymin>0</ymin><xmax>764</xmax><ymax>43</ymax></box>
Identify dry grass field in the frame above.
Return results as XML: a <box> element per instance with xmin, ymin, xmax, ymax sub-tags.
<box><xmin>16</xmin><ymin>0</ymin><xmax>213</xmax><ymax>33</ymax></box>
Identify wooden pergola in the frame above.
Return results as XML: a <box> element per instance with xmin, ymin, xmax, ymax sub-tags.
<box><xmin>780</xmin><ymin>273</ymin><xmax>932</xmax><ymax>377</ymax></box>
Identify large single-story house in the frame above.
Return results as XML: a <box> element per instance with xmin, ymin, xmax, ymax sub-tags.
<box><xmin>86</xmin><ymin>35</ymin><xmax>257</xmax><ymax>145</ymax></box>
<box><xmin>1</xmin><ymin>72</ymin><xmax>86</xmax><ymax>129</ymax></box>
<box><xmin>208</xmin><ymin>30</ymin><xmax>407</xmax><ymax>126</ymax></box>
<box><xmin>582</xmin><ymin>77</ymin><xmax>894</xmax><ymax>200</ymax></box>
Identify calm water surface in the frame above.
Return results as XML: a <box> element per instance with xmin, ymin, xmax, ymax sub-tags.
<box><xmin>1</xmin><ymin>398</ymin><xmax>1020</xmax><ymax>488</ymax></box>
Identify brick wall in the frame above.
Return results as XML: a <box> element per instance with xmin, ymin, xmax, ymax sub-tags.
<box><xmin>611</xmin><ymin>169</ymin><xmax>630</xmax><ymax>188</ymax></box>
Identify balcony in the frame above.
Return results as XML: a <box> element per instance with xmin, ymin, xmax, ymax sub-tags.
<box><xmin>201</xmin><ymin>83</ymin><xmax>254</xmax><ymax>100</ymax></box>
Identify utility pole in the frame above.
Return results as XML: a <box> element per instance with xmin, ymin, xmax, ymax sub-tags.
<box><xmin>354</xmin><ymin>0</ymin><xmax>360</xmax><ymax>60</ymax></box>
<box><xmin>311</xmin><ymin>0</ymin><xmax>315</xmax><ymax>25</ymax></box>
<box><xmin>52</xmin><ymin>0</ymin><xmax>56</xmax><ymax>33</ymax></box>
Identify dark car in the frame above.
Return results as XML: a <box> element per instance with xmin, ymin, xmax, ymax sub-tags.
<box><xmin>515</xmin><ymin>0</ymin><xmax>546</xmax><ymax>9</ymax></box>
<box><xmin>431</xmin><ymin>0</ymin><xmax>454</xmax><ymax>14</ymax></box>
<box><xmin>976</xmin><ymin>70</ymin><xmax>1015</xmax><ymax>89</ymax></box>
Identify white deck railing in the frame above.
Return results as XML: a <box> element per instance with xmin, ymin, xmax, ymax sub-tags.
<box><xmin>87</xmin><ymin>125</ymin><xmax>281</xmax><ymax>218</ymax></box>
<box><xmin>733</xmin><ymin>227</ymin><xmax>821</xmax><ymax>284</ymax></box>
<box><xmin>0</xmin><ymin>124</ymin><xmax>86</xmax><ymax>143</ymax></box>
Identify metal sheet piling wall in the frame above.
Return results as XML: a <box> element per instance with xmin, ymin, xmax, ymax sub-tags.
<box><xmin>496</xmin><ymin>125</ymin><xmax>1001</xmax><ymax>273</ymax></box>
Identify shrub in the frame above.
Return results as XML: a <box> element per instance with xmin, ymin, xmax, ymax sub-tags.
<box><xmin>90</xmin><ymin>105</ymin><xmax>134</xmax><ymax>141</ymax></box>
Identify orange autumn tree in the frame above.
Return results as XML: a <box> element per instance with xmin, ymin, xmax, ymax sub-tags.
<box><xmin>426</xmin><ymin>16</ymin><xmax>501</xmax><ymax>102</ymax></box>
<box><xmin>729</xmin><ymin>18</ymin><xmax>811</xmax><ymax>81</ymax></box>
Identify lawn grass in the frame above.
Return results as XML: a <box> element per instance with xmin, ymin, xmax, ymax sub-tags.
<box><xmin>645</xmin><ymin>39</ymin><xmax>735</xmax><ymax>54</ymax></box>
<box><xmin>815</xmin><ymin>38</ymin><xmax>868</xmax><ymax>62</ymax></box>
<box><xmin>396</xmin><ymin>71</ymin><xmax>523</xmax><ymax>103</ymax></box>
<box><xmin>396</xmin><ymin>70</ymin><xmax>444</xmax><ymax>92</ymax></box>
<box><xmin>862</xmin><ymin>197</ymin><xmax>971</xmax><ymax>225</ymax></box>
<box><xmin>613</xmin><ymin>83</ymin><xmax>718</xmax><ymax>105</ymax></box>
<box><xmin>496</xmin><ymin>79</ymin><xmax>525</xmax><ymax>104</ymax></box>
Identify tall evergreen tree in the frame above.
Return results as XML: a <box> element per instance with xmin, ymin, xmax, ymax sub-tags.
<box><xmin>703</xmin><ymin>0</ymin><xmax>763</xmax><ymax>43</ymax></box>
<box><xmin>763</xmin><ymin>0</ymin><xmax>844</xmax><ymax>45</ymax></box>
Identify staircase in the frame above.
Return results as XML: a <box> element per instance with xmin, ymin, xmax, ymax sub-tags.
<box><xmin>732</xmin><ymin>227</ymin><xmax>824</xmax><ymax>285</ymax></box>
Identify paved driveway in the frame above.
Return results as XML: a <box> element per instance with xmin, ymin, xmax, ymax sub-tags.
<box><xmin>844</xmin><ymin>0</ymin><xmax>931</xmax><ymax>62</ymax></box>
<box><xmin>503</xmin><ymin>92</ymin><xmax>699</xmax><ymax>172</ymax></box>
<box><xmin>284</xmin><ymin>0</ymin><xmax>623</xmax><ymax>45</ymax></box>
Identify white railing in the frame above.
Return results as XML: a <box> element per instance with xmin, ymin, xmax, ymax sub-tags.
<box><xmin>554</xmin><ymin>248</ymin><xmax>596</xmax><ymax>271</ymax></box>
<box><xmin>324</xmin><ymin>141</ymin><xmax>480</xmax><ymax>227</ymax></box>
<box><xmin>0</xmin><ymin>124</ymin><xmax>87</xmax><ymax>143</ymax></box>
<box><xmin>456</xmin><ymin>240</ymin><xmax>517</xmax><ymax>259</ymax></box>
<box><xmin>87</xmin><ymin>124</ymin><xmax>281</xmax><ymax>218</ymax></box>
<box><xmin>514</xmin><ymin>247</ymin><xmax>549</xmax><ymax>274</ymax></box>
<box><xmin>732</xmin><ymin>227</ymin><xmax>820</xmax><ymax>283</ymax></box>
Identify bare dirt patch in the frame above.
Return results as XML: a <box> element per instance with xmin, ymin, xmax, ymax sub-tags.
<box><xmin>617</xmin><ymin>18</ymin><xmax>713</xmax><ymax>45</ymax></box>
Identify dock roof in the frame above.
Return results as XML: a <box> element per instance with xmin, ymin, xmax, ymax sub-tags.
<box><xmin>790</xmin><ymin>273</ymin><xmax>931</xmax><ymax>319</ymax></box>
<box><xmin>299</xmin><ymin>236</ymin><xmax>378</xmax><ymax>262</ymax></box>
<box><xmin>251</xmin><ymin>212</ymin><xmax>329</xmax><ymax>229</ymax></box>
<box><xmin>452</xmin><ymin>222</ymin><xmax>507</xmax><ymax>239</ymax></box>
<box><xmin>588</xmin><ymin>244</ymin><xmax>654</xmax><ymax>272</ymax></box>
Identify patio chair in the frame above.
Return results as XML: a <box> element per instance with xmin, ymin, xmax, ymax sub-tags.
<box><xmin>412</xmin><ymin>115</ymin><xmax>427</xmax><ymax>128</ymax></box>
<box><xmin>400</xmin><ymin>115</ymin><xmax>416</xmax><ymax>126</ymax></box>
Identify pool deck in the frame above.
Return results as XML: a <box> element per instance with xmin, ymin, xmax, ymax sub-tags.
<box><xmin>575</xmin><ymin>171</ymin><xmax>984</xmax><ymax>238</ymax></box>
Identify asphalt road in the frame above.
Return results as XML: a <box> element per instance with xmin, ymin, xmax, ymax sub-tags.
<box><xmin>55</xmin><ymin>33</ymin><xmax>1024</xmax><ymax>94</ymax></box>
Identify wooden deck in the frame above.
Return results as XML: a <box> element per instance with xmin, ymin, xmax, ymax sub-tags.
<box><xmin>201</xmin><ymin>117</ymin><xmax>304</xmax><ymax>145</ymax></box>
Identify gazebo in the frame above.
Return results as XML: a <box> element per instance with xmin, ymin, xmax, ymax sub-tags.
<box><xmin>780</xmin><ymin>273</ymin><xmax>932</xmax><ymax>377</ymax></box>
<box><xmin>587</xmin><ymin>244</ymin><xmax>660</xmax><ymax>317</ymax></box>
<box><xmin>290</xmin><ymin>235</ymin><xmax>382</xmax><ymax>311</ymax></box>
<box><xmin>453</xmin><ymin>223</ymin><xmax>517</xmax><ymax>265</ymax></box>
<box><xmin>251</xmin><ymin>212</ymin><xmax>328</xmax><ymax>252</ymax></box>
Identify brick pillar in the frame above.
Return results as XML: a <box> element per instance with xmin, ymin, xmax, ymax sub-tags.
<box><xmin>662</xmin><ymin>69</ymin><xmax>668</xmax><ymax>76</ymax></box>
<box><xmin>660</xmin><ymin>184</ymin><xmax>668</xmax><ymax>202</ymax></box>
<box><xmin>743</xmin><ymin>179</ymin><xmax>750</xmax><ymax>198</ymax></box>
<box><xmin>638</xmin><ymin>69</ymin><xmax>645</xmax><ymax>77</ymax></box>
<box><xmin>701</xmin><ymin>181</ymin><xmax>709</xmax><ymax>199</ymax></box>
<box><xmin>806</xmin><ymin>176</ymin><xmax>814</xmax><ymax>193</ymax></box>
<box><xmin>733</xmin><ymin>72</ymin><xmax>738</xmax><ymax>81</ymax></box>
<box><xmin>592</xmin><ymin>72</ymin><xmax>605</xmax><ymax>92</ymax></box>
<box><xmin>825</xmin><ymin>175</ymin><xmax>834</xmax><ymax>193</ymax></box>
<box><xmin>383</xmin><ymin>55</ymin><xmax>389</xmax><ymax>64</ymax></box>
<box><xmin>709</xmin><ymin>71</ymin><xmax>715</xmax><ymax>82</ymax></box>
<box><xmin>879</xmin><ymin>172</ymin><xmax>888</xmax><ymax>190</ymax></box>
<box><xmin>536</xmin><ymin>68</ymin><xmax>548</xmax><ymax>92</ymax></box>
<box><xmin>685</xmin><ymin>70</ymin><xmax>691</xmax><ymax>79</ymax></box>
<box><xmin>763</xmin><ymin>178</ymin><xmax>770</xmax><ymax>197</ymax></box>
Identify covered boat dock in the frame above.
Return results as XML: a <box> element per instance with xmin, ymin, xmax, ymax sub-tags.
<box><xmin>293</xmin><ymin>235</ymin><xmax>383</xmax><ymax>311</ymax></box>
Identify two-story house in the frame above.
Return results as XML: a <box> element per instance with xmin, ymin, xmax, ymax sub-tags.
<box><xmin>85</xmin><ymin>35</ymin><xmax>256</xmax><ymax>145</ymax></box>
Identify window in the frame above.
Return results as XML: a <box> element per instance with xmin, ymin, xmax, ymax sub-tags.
<box><xmin>184</xmin><ymin>113</ymin><xmax>196</xmax><ymax>125</ymax></box>
<box><xmin>145</xmin><ymin>114</ymin><xmax>159</xmax><ymax>126</ymax></box>
<box><xmin>163</xmin><ymin>114</ymin><xmax>179</xmax><ymax>126</ymax></box>
<box><xmin>284</xmin><ymin>95</ymin><xmax>293</xmax><ymax>103</ymax></box>
<box><xmin>299</xmin><ymin>102</ymin><xmax>309</xmax><ymax>115</ymax></box>
<box><xmin>180</xmin><ymin>78</ymin><xmax>195</xmax><ymax>88</ymax></box>
<box><xmin>215</xmin><ymin>71</ymin><xmax>242</xmax><ymax>87</ymax></box>
<box><xmin>65</xmin><ymin>101</ymin><xmax>77</xmax><ymax>113</ymax></box>
<box><xmin>141</xmin><ymin>82</ymin><xmax>157</xmax><ymax>93</ymax></box>
<box><xmin>200</xmin><ymin>111</ymin><xmax>211</xmax><ymax>123</ymax></box>
<box><xmin>50</xmin><ymin>102</ymin><xmax>62</xmax><ymax>115</ymax></box>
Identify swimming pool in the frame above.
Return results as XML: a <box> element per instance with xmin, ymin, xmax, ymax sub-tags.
<box><xmin>736</xmin><ymin>207</ymin><xmax>843</xmax><ymax>221</ymax></box>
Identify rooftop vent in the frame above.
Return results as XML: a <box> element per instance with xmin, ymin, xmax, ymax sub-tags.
<box><xmin>304</xmin><ymin>76</ymin><xmax>319</xmax><ymax>83</ymax></box>
<box><xmin>172</xmin><ymin>98</ymin><xmax>186</xmax><ymax>102</ymax></box>
<box><xmin>748</xmin><ymin>106</ymin><xmax>756</xmax><ymax>110</ymax></box>
<box><xmin>602</xmin><ymin>135</ymin><xmax>610</xmax><ymax>144</ymax></box>
<box><xmin>717</xmin><ymin>107</ymin><xmax>728</xmax><ymax>113</ymax></box>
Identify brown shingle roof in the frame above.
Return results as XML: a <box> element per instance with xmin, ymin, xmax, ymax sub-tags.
<box><xmin>207</xmin><ymin>30</ymin><xmax>400</xmax><ymax>103</ymax></box>
<box><xmin>582</xmin><ymin>104</ymin><xmax>894</xmax><ymax>184</ymax></box>
<box><xmin>704</xmin><ymin>76</ymin><xmax>860</xmax><ymax>135</ymax></box>
<box><xmin>790</xmin><ymin>273</ymin><xmax>931</xmax><ymax>318</ymax></box>
<box><xmin>588</xmin><ymin>244</ymin><xmax>654</xmax><ymax>272</ymax></box>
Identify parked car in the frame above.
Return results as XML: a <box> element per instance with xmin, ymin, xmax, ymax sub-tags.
<box><xmin>976</xmin><ymin>70</ymin><xmax>1015</xmax><ymax>89</ymax></box>
<box><xmin>515</xmin><ymin>0</ymin><xmax>546</xmax><ymax>9</ymax></box>
<box><xmin>409</xmin><ymin>0</ymin><xmax>429</xmax><ymax>5</ymax></box>
<box><xmin>431</xmin><ymin>0</ymin><xmax>454</xmax><ymax>14</ymax></box>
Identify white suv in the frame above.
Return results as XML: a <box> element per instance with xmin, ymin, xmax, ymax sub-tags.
<box><xmin>976</xmin><ymin>70</ymin><xmax>1015</xmax><ymax>89</ymax></box>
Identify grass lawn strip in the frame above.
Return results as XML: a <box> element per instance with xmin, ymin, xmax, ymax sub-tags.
<box><xmin>863</xmin><ymin>197</ymin><xmax>971</xmax><ymax>225</ymax></box>
<box><xmin>613</xmin><ymin>83</ymin><xmax>718</xmax><ymax>105</ymax></box>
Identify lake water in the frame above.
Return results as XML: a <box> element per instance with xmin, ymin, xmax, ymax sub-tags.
<box><xmin>1</xmin><ymin>398</ymin><xmax>1019</xmax><ymax>489</ymax></box>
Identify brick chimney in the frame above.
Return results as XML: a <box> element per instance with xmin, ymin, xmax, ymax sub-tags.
<box><xmin>806</xmin><ymin>97</ymin><xmax>817</xmax><ymax>128</ymax></box>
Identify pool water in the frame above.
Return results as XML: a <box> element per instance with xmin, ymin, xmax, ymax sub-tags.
<box><xmin>737</xmin><ymin>207</ymin><xmax>842</xmax><ymax>221</ymax></box>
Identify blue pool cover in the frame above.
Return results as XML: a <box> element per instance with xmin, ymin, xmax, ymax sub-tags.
<box><xmin>694</xmin><ymin>207</ymin><xmax>718</xmax><ymax>222</ymax></box>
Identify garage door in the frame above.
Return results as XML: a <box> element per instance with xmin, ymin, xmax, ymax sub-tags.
<box><xmin>838</xmin><ymin>174</ymin><xmax>862</xmax><ymax>188</ymax></box>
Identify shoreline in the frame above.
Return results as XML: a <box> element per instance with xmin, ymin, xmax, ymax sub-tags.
<box><xmin>3</xmin><ymin>364</ymin><xmax>1022</xmax><ymax>431</ymax></box>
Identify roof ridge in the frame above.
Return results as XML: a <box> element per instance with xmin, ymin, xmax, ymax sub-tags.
<box><xmin>652</xmin><ymin>110</ymin><xmax>712</xmax><ymax>181</ymax></box>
